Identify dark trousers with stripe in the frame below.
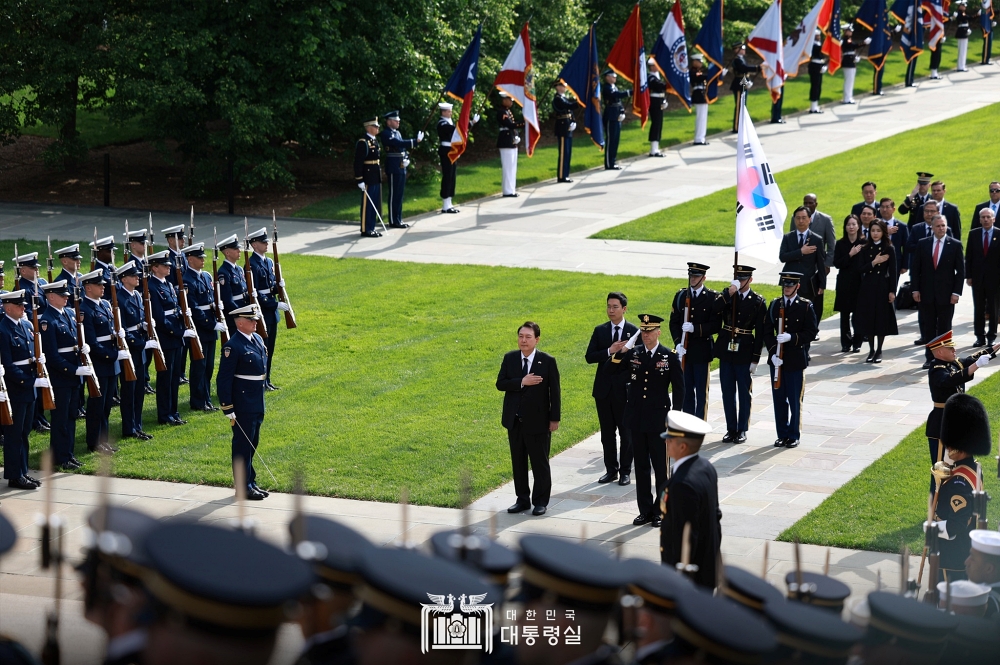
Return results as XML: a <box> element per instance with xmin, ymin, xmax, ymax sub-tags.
<box><xmin>873</xmin><ymin>67</ymin><xmax>884</xmax><ymax>94</ymax></box>
<box><xmin>556</xmin><ymin>136</ymin><xmax>572</xmax><ymax>181</ymax></box>
<box><xmin>120</xmin><ymin>345</ymin><xmax>145</xmax><ymax>436</ymax></box>
<box><xmin>928</xmin><ymin>436</ymin><xmax>942</xmax><ymax>494</ymax></box>
<box><xmin>919</xmin><ymin>300</ymin><xmax>955</xmax><ymax>361</ymax></box>
<box><xmin>156</xmin><ymin>347</ymin><xmax>182</xmax><ymax>422</ymax></box>
<box><xmin>719</xmin><ymin>360</ymin><xmax>752</xmax><ymax>433</ymax></box>
<box><xmin>86</xmin><ymin>374</ymin><xmax>115</xmax><ymax>450</ymax></box>
<box><xmin>809</xmin><ymin>70</ymin><xmax>823</xmax><ymax>101</ymax></box>
<box><xmin>263</xmin><ymin>308</ymin><xmax>278</xmax><ymax>384</ymax></box>
<box><xmin>387</xmin><ymin>171</ymin><xmax>406</xmax><ymax>225</ymax></box>
<box><xmin>905</xmin><ymin>59</ymin><xmax>917</xmax><ymax>87</ymax></box>
<box><xmin>49</xmin><ymin>385</ymin><xmax>79</xmax><ymax>466</ymax></box>
<box><xmin>189</xmin><ymin>333</ymin><xmax>216</xmax><ymax>409</ymax></box>
<box><xmin>2</xmin><ymin>398</ymin><xmax>34</xmax><ymax>479</ymax></box>
<box><xmin>770</xmin><ymin>366</ymin><xmax>804</xmax><ymax>441</ymax></box>
<box><xmin>359</xmin><ymin>183</ymin><xmax>382</xmax><ymax>234</ymax></box>
<box><xmin>507</xmin><ymin>421</ymin><xmax>551</xmax><ymax>507</ymax></box>
<box><xmin>233</xmin><ymin>410</ymin><xmax>264</xmax><ymax>487</ymax></box>
<box><xmin>604</xmin><ymin>119</ymin><xmax>621</xmax><ymax>168</ymax></box>
<box><xmin>439</xmin><ymin>149</ymin><xmax>457</xmax><ymax>199</ymax></box>
<box><xmin>682</xmin><ymin>360</ymin><xmax>710</xmax><ymax>420</ymax></box>
<box><xmin>647</xmin><ymin>104</ymin><xmax>663</xmax><ymax>142</ymax></box>
<box><xmin>732</xmin><ymin>92</ymin><xmax>741</xmax><ymax>132</ymax></box>
<box><xmin>633</xmin><ymin>430</ymin><xmax>667</xmax><ymax>518</ymax></box>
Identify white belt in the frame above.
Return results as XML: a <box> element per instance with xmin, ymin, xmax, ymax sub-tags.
<box><xmin>234</xmin><ymin>374</ymin><xmax>265</xmax><ymax>381</ymax></box>
<box><xmin>258</xmin><ymin>289</ymin><xmax>271</xmax><ymax>295</ymax></box>
<box><xmin>440</xmin><ymin>141</ymin><xmax>452</xmax><ymax>147</ymax></box>
<box><xmin>57</xmin><ymin>346</ymin><xmax>78</xmax><ymax>353</ymax></box>
<box><xmin>163</xmin><ymin>309</ymin><xmax>176</xmax><ymax>316</ymax></box>
<box><xmin>95</xmin><ymin>335</ymin><xmax>112</xmax><ymax>342</ymax></box>
<box><xmin>196</xmin><ymin>304</ymin><xmax>213</xmax><ymax>310</ymax></box>
<box><xmin>126</xmin><ymin>324</ymin><xmax>140</xmax><ymax>331</ymax></box>
<box><xmin>649</xmin><ymin>93</ymin><xmax>665</xmax><ymax>98</ymax></box>
<box><xmin>12</xmin><ymin>358</ymin><xmax>34</xmax><ymax>366</ymax></box>
<box><xmin>811</xmin><ymin>59</ymin><xmax>825</xmax><ymax>64</ymax></box>
<box><xmin>232</xmin><ymin>294</ymin><xmax>245</xmax><ymax>301</ymax></box>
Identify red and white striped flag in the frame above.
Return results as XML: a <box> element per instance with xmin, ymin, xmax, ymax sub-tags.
<box><xmin>494</xmin><ymin>23</ymin><xmax>541</xmax><ymax>157</ymax></box>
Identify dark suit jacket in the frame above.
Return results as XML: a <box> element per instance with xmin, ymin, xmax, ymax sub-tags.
<box><xmin>906</xmin><ymin>222</ymin><xmax>952</xmax><ymax>269</ymax></box>
<box><xmin>851</xmin><ymin>201</ymin><xmax>878</xmax><ymax>220</ymax></box>
<box><xmin>497</xmin><ymin>350</ymin><xmax>561</xmax><ymax>434</ymax></box>
<box><xmin>939</xmin><ymin>201</ymin><xmax>961</xmax><ymax>241</ymax></box>
<box><xmin>910</xmin><ymin>235</ymin><xmax>965</xmax><ymax>305</ymax></box>
<box><xmin>778</xmin><ymin>230</ymin><xmax>827</xmax><ymax>295</ymax></box>
<box><xmin>660</xmin><ymin>455</ymin><xmax>722</xmax><ymax>590</ymax></box>
<box><xmin>965</xmin><ymin>227</ymin><xmax>1000</xmax><ymax>290</ymax></box>
<box><xmin>585</xmin><ymin>320</ymin><xmax>638</xmax><ymax>399</ymax></box>
<box><xmin>971</xmin><ymin>201</ymin><xmax>1000</xmax><ymax>234</ymax></box>
<box><xmin>880</xmin><ymin>218</ymin><xmax>909</xmax><ymax>274</ymax></box>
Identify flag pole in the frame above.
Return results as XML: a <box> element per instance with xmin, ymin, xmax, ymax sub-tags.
<box><xmin>733</xmin><ymin>77</ymin><xmax>750</xmax><ymax>325</ymax></box>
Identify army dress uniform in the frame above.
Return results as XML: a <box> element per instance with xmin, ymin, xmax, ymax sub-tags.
<box><xmin>379</xmin><ymin>110</ymin><xmax>417</xmax><ymax>228</ymax></box>
<box><xmin>608</xmin><ymin>315</ymin><xmax>684</xmax><ymax>525</ymax></box>
<box><xmin>729</xmin><ymin>48</ymin><xmax>760</xmax><ymax>131</ymax></box>
<box><xmin>0</xmin><ymin>290</ymin><xmax>39</xmax><ymax>488</ymax></box>
<box><xmin>713</xmin><ymin>266</ymin><xmax>767</xmax><ymax>442</ymax></box>
<box><xmin>38</xmin><ymin>281</ymin><xmax>84</xmax><ymax>469</ymax></box>
<box><xmin>764</xmin><ymin>272</ymin><xmax>819</xmax><ymax>448</ymax></box>
<box><xmin>601</xmin><ymin>70</ymin><xmax>631</xmax><ymax>170</ymax></box>
<box><xmin>669</xmin><ymin>263</ymin><xmax>720</xmax><ymax>420</ymax></box>
<box><xmin>215</xmin><ymin>233</ymin><xmax>248</xmax><ymax>334</ymax></box>
<box><xmin>246</xmin><ymin>229</ymin><xmax>281</xmax><ymax>389</ymax></box>
<box><xmin>354</xmin><ymin>118</ymin><xmax>383</xmax><ymax>238</ymax></box>
<box><xmin>79</xmin><ymin>269</ymin><xmax>122</xmax><ymax>454</ymax></box>
<box><xmin>182</xmin><ymin>244</ymin><xmax>224</xmax><ymax>411</ymax></box>
<box><xmin>552</xmin><ymin>84</ymin><xmax>576</xmax><ymax>182</ymax></box>
<box><xmin>115</xmin><ymin>262</ymin><xmax>150</xmax><ymax>440</ymax></box>
<box><xmin>216</xmin><ymin>304</ymin><xmax>268</xmax><ymax>499</ymax></box>
<box><xmin>146</xmin><ymin>251</ymin><xmax>188</xmax><ymax>426</ymax></box>
<box><xmin>646</xmin><ymin>68</ymin><xmax>667</xmax><ymax>156</ymax></box>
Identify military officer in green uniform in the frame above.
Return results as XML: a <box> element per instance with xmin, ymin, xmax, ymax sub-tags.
<box><xmin>354</xmin><ymin>117</ymin><xmax>383</xmax><ymax>238</ymax></box>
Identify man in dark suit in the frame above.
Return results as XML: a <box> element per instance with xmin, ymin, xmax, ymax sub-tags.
<box><xmin>851</xmin><ymin>181</ymin><xmax>879</xmax><ymax>220</ymax></box>
<box><xmin>969</xmin><ymin>181</ymin><xmax>1000</xmax><ymax>234</ymax></box>
<box><xmin>778</xmin><ymin>206</ymin><xmax>827</xmax><ymax>303</ymax></box>
<box><xmin>659</xmin><ymin>411</ymin><xmax>720</xmax><ymax>590</ymax></box>
<box><xmin>878</xmin><ymin>197</ymin><xmax>910</xmax><ymax>276</ymax></box>
<box><xmin>911</xmin><ymin>215</ymin><xmax>965</xmax><ymax>368</ymax></box>
<box><xmin>496</xmin><ymin>321</ymin><xmax>561</xmax><ymax>516</ymax></box>
<box><xmin>804</xmin><ymin>193</ymin><xmax>836</xmax><ymax>316</ymax></box>
<box><xmin>585</xmin><ymin>292</ymin><xmax>638</xmax><ymax>486</ymax></box>
<box><xmin>608</xmin><ymin>314</ymin><xmax>683</xmax><ymax>528</ymax></box>
<box><xmin>965</xmin><ymin>209</ymin><xmax>1000</xmax><ymax>347</ymax></box>
<box><xmin>898</xmin><ymin>171</ymin><xmax>934</xmax><ymax>227</ymax></box>
<box><xmin>907</xmin><ymin>200</ymin><xmax>954</xmax><ymax>269</ymax></box>
<box><xmin>929</xmin><ymin>180</ymin><xmax>962</xmax><ymax>241</ymax></box>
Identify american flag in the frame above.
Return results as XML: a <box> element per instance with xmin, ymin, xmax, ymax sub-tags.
<box><xmin>923</xmin><ymin>0</ymin><xmax>946</xmax><ymax>49</ymax></box>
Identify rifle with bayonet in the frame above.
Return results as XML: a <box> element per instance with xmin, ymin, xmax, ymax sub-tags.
<box><xmin>74</xmin><ymin>283</ymin><xmax>101</xmax><ymax>398</ymax></box>
<box><xmin>142</xmin><ymin>260</ymin><xmax>168</xmax><ymax>373</ymax></box>
<box><xmin>46</xmin><ymin>236</ymin><xmax>53</xmax><ymax>284</ymax></box>
<box><xmin>109</xmin><ymin>275</ymin><xmax>137</xmax><ymax>383</ymax></box>
<box><xmin>189</xmin><ymin>206</ymin><xmax>195</xmax><ymax>245</ymax></box>
<box><xmin>243</xmin><ymin>217</ymin><xmax>267</xmax><ymax>338</ymax></box>
<box><xmin>212</xmin><ymin>227</ymin><xmax>230</xmax><ymax>345</ymax></box>
<box><xmin>175</xmin><ymin>254</ymin><xmax>205</xmax><ymax>362</ymax></box>
<box><xmin>91</xmin><ymin>227</ymin><xmax>97</xmax><ymax>272</ymax></box>
<box><xmin>24</xmin><ymin>243</ymin><xmax>57</xmax><ymax>411</ymax></box>
<box><xmin>271</xmin><ymin>212</ymin><xmax>296</xmax><ymax>329</ymax></box>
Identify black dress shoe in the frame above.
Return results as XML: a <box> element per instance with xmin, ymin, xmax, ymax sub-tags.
<box><xmin>502</xmin><ymin>193</ymin><xmax>520</xmax><ymax>198</ymax></box>
<box><xmin>144</xmin><ymin>385</ymin><xmax>156</xmax><ymax>395</ymax></box>
<box><xmin>245</xmin><ymin>487</ymin><xmax>266</xmax><ymax>501</ymax></box>
<box><xmin>265</xmin><ymin>382</ymin><xmax>279</xmax><ymax>392</ymax></box>
<box><xmin>34</xmin><ymin>425</ymin><xmax>50</xmax><ymax>434</ymax></box>
<box><xmin>784</xmin><ymin>439</ymin><xmax>800</xmax><ymax>448</ymax></box>
<box><xmin>25</xmin><ymin>475</ymin><xmax>41</xmax><ymax>486</ymax></box>
<box><xmin>137</xmin><ymin>432</ymin><xmax>153</xmax><ymax>440</ymax></box>
<box><xmin>973</xmin><ymin>338</ymin><xmax>986</xmax><ymax>347</ymax></box>
<box><xmin>737</xmin><ymin>431</ymin><xmax>747</xmax><ymax>443</ymax></box>
<box><xmin>76</xmin><ymin>408</ymin><xmax>87</xmax><ymax>419</ymax></box>
<box><xmin>442</xmin><ymin>208</ymin><xmax>460</xmax><ymax>214</ymax></box>
<box><xmin>9</xmin><ymin>477</ymin><xmax>37</xmax><ymax>490</ymax></box>
<box><xmin>532</xmin><ymin>505</ymin><xmax>546</xmax><ymax>516</ymax></box>
<box><xmin>651</xmin><ymin>516</ymin><xmax>662</xmax><ymax>528</ymax></box>
<box><xmin>389</xmin><ymin>223</ymin><xmax>410</xmax><ymax>228</ymax></box>
<box><xmin>618</xmin><ymin>473</ymin><xmax>631</xmax><ymax>486</ymax></box>
<box><xmin>361</xmin><ymin>231</ymin><xmax>382</xmax><ymax>238</ymax></box>
<box><xmin>175</xmin><ymin>418</ymin><xmax>188</xmax><ymax>425</ymax></box>
<box><xmin>201</xmin><ymin>405</ymin><xmax>220</xmax><ymax>412</ymax></box>
<box><xmin>557</xmin><ymin>178</ymin><xmax>574</xmax><ymax>183</ymax></box>
<box><xmin>873</xmin><ymin>351</ymin><xmax>882</xmax><ymax>364</ymax></box>
<box><xmin>251</xmin><ymin>483</ymin><xmax>269</xmax><ymax>497</ymax></box>
<box><xmin>921</xmin><ymin>360</ymin><xmax>933</xmax><ymax>369</ymax></box>
<box><xmin>111</xmin><ymin>395</ymin><xmax>121</xmax><ymax>406</ymax></box>
<box><xmin>841</xmin><ymin>346</ymin><xmax>851</xmax><ymax>353</ymax></box>
<box><xmin>598</xmin><ymin>472</ymin><xmax>617</xmax><ymax>484</ymax></box>
<box><xmin>852</xmin><ymin>346</ymin><xmax>861</xmax><ymax>353</ymax></box>
<box><xmin>774</xmin><ymin>439</ymin><xmax>786</xmax><ymax>448</ymax></box>
<box><xmin>770</xmin><ymin>118</ymin><xmax>786</xmax><ymax>124</ymax></box>
<box><xmin>865</xmin><ymin>351</ymin><xmax>876</xmax><ymax>363</ymax></box>
<box><xmin>692</xmin><ymin>141</ymin><xmax>710</xmax><ymax>145</ymax></box>
<box><xmin>633</xmin><ymin>514</ymin><xmax>653</xmax><ymax>526</ymax></box>
<box><xmin>507</xmin><ymin>502</ymin><xmax>530</xmax><ymax>514</ymax></box>
<box><xmin>722</xmin><ymin>431</ymin><xmax>736</xmax><ymax>443</ymax></box>
<box><xmin>605</xmin><ymin>165</ymin><xmax>623</xmax><ymax>170</ymax></box>
<box><xmin>913</xmin><ymin>338</ymin><xmax>926</xmax><ymax>345</ymax></box>
<box><xmin>59</xmin><ymin>463</ymin><xmax>78</xmax><ymax>472</ymax></box>
<box><xmin>179</xmin><ymin>375</ymin><xmax>189</xmax><ymax>385</ymax></box>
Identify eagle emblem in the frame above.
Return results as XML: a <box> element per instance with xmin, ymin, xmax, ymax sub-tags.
<box><xmin>642</xmin><ymin>315</ymin><xmax>650</xmax><ymax>323</ymax></box>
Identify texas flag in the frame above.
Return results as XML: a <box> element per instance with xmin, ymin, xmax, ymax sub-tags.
<box><xmin>607</xmin><ymin>3</ymin><xmax>650</xmax><ymax>127</ymax></box>
<box><xmin>747</xmin><ymin>0</ymin><xmax>786</xmax><ymax>102</ymax></box>
<box><xmin>736</xmin><ymin>102</ymin><xmax>786</xmax><ymax>261</ymax></box>
<box><xmin>443</xmin><ymin>25</ymin><xmax>482</xmax><ymax>164</ymax></box>
<box><xmin>494</xmin><ymin>23</ymin><xmax>541</xmax><ymax>157</ymax></box>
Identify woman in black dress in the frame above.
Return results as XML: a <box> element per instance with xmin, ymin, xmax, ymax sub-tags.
<box><xmin>855</xmin><ymin>219</ymin><xmax>898</xmax><ymax>363</ymax></box>
<box><xmin>833</xmin><ymin>215</ymin><xmax>866</xmax><ymax>352</ymax></box>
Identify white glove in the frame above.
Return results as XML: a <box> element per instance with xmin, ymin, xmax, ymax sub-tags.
<box><xmin>417</xmin><ymin>131</ymin><xmax>425</xmax><ymax>142</ymax></box>
<box><xmin>472</xmin><ymin>113</ymin><xmax>480</xmax><ymax>124</ymax></box>
<box><xmin>277</xmin><ymin>302</ymin><xmax>290</xmax><ymax>312</ymax></box>
<box><xmin>117</xmin><ymin>350</ymin><xmax>131</xmax><ymax>361</ymax></box>
<box><xmin>513</xmin><ymin>135</ymin><xmax>521</xmax><ymax>145</ymax></box>
<box><xmin>183</xmin><ymin>329</ymin><xmax>197</xmax><ymax>339</ymax></box>
<box><xmin>80</xmin><ymin>344</ymin><xmax>90</xmax><ymax>355</ymax></box>
<box><xmin>820</xmin><ymin>66</ymin><xmax>828</xmax><ymax>75</ymax></box>
<box><xmin>185</xmin><ymin>308</ymin><xmax>192</xmax><ymax>317</ymax></box>
<box><xmin>569</xmin><ymin>122</ymin><xmax>577</xmax><ymax>131</ymax></box>
<box><xmin>34</xmin><ymin>377</ymin><xmax>50</xmax><ymax>388</ymax></box>
<box><xmin>144</xmin><ymin>340</ymin><xmax>159</xmax><ymax>350</ymax></box>
<box><xmin>402</xmin><ymin>158</ymin><xmax>411</xmax><ymax>169</ymax></box>
<box><xmin>357</xmin><ymin>182</ymin><xmax>366</xmax><ymax>191</ymax></box>
<box><xmin>117</xmin><ymin>328</ymin><xmax>126</xmax><ymax>340</ymax></box>
<box><xmin>75</xmin><ymin>366</ymin><xmax>93</xmax><ymax>377</ymax></box>
<box><xmin>750</xmin><ymin>363</ymin><xmax>758</xmax><ymax>375</ymax></box>
<box><xmin>771</xmin><ymin>355</ymin><xmax>783</xmax><ymax>367</ymax></box>
<box><xmin>925</xmin><ymin>520</ymin><xmax>950</xmax><ymax>539</ymax></box>
<box><xmin>940</xmin><ymin>36</ymin><xmax>946</xmax><ymax>44</ymax></box>
<box><xmin>676</xmin><ymin>345</ymin><xmax>687</xmax><ymax>358</ymax></box>
<box><xmin>731</xmin><ymin>280</ymin><xmax>741</xmax><ymax>290</ymax></box>
<box><xmin>863</xmin><ymin>37</ymin><xmax>871</xmax><ymax>45</ymax></box>
<box><xmin>617</xmin><ymin>113</ymin><xmax>626</xmax><ymax>123</ymax></box>
<box><xmin>37</xmin><ymin>354</ymin><xmax>45</xmax><ymax>365</ymax></box>
<box><xmin>721</xmin><ymin>68</ymin><xmax>729</xmax><ymax>77</ymax></box>
<box><xmin>745</xmin><ymin>79</ymin><xmax>753</xmax><ymax>89</ymax></box>
<box><xmin>0</xmin><ymin>364</ymin><xmax>4</xmax><ymax>377</ymax></box>
<box><xmin>894</xmin><ymin>24</ymin><xmax>902</xmax><ymax>33</ymax></box>
<box><xmin>624</xmin><ymin>330</ymin><xmax>641</xmax><ymax>350</ymax></box>
<box><xmin>0</xmin><ymin>392</ymin><xmax>6</xmax><ymax>403</ymax></box>
<box><xmin>278</xmin><ymin>279</ymin><xmax>285</xmax><ymax>287</ymax></box>
<box><xmin>214</xmin><ymin>322</ymin><xmax>228</xmax><ymax>332</ymax></box>
<box><xmin>776</xmin><ymin>332</ymin><xmax>792</xmax><ymax>344</ymax></box>
<box><xmin>660</xmin><ymin>101</ymin><xmax>668</xmax><ymax>110</ymax></box>
<box><xmin>976</xmin><ymin>354</ymin><xmax>991</xmax><ymax>368</ymax></box>
<box><xmin>227</xmin><ymin>412</ymin><xmax>237</xmax><ymax>423</ymax></box>
<box><xmin>682</xmin><ymin>322</ymin><xmax>694</xmax><ymax>333</ymax></box>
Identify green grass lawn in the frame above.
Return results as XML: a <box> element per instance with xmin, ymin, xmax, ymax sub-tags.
<box><xmin>594</xmin><ymin>99</ymin><xmax>1000</xmax><ymax>246</ymax></box>
<box><xmin>296</xmin><ymin>36</ymin><xmax>978</xmax><ymax>222</ymax></box>
<box><xmin>779</xmin><ymin>370</ymin><xmax>1000</xmax><ymax>553</ymax></box>
<box><xmin>15</xmin><ymin>255</ymin><xmax>832</xmax><ymax>507</ymax></box>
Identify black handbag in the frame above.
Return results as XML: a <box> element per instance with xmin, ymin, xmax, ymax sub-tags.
<box><xmin>896</xmin><ymin>281</ymin><xmax>916</xmax><ymax>310</ymax></box>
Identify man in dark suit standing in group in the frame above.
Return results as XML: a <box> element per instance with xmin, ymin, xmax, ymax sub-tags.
<box><xmin>907</xmin><ymin>201</ymin><xmax>954</xmax><ymax>269</ymax></box>
<box><xmin>928</xmin><ymin>180</ymin><xmax>962</xmax><ymax>241</ymax></box>
<box><xmin>878</xmin><ymin>197</ymin><xmax>910</xmax><ymax>277</ymax></box>
<box><xmin>497</xmin><ymin>321</ymin><xmax>561</xmax><ymax>516</ymax></box>
<box><xmin>585</xmin><ymin>292</ymin><xmax>637</xmax><ymax>486</ymax></box>
<box><xmin>608</xmin><ymin>314</ymin><xmax>683</xmax><ymax>528</ymax></box>
<box><xmin>778</xmin><ymin>206</ymin><xmax>827</xmax><ymax>304</ymax></box>
<box><xmin>803</xmin><ymin>194</ymin><xmax>836</xmax><ymax>316</ymax></box>
<box><xmin>912</xmin><ymin>215</ymin><xmax>965</xmax><ymax>368</ymax></box>
<box><xmin>966</xmin><ymin>209</ymin><xmax>1000</xmax><ymax>347</ymax></box>
<box><xmin>851</xmin><ymin>181</ymin><xmax>879</xmax><ymax>220</ymax></box>
<box><xmin>659</xmin><ymin>411</ymin><xmax>720</xmax><ymax>590</ymax></box>
<box><xmin>970</xmin><ymin>181</ymin><xmax>1000</xmax><ymax>234</ymax></box>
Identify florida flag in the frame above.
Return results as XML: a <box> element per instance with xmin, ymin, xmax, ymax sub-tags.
<box><xmin>651</xmin><ymin>0</ymin><xmax>692</xmax><ymax>110</ymax></box>
<box><xmin>736</xmin><ymin>102</ymin><xmax>786</xmax><ymax>261</ymax></box>
<box><xmin>443</xmin><ymin>26</ymin><xmax>482</xmax><ymax>164</ymax></box>
<box><xmin>747</xmin><ymin>0</ymin><xmax>785</xmax><ymax>102</ymax></box>
<box><xmin>494</xmin><ymin>23</ymin><xmax>541</xmax><ymax>157</ymax></box>
<box><xmin>607</xmin><ymin>3</ymin><xmax>650</xmax><ymax>126</ymax></box>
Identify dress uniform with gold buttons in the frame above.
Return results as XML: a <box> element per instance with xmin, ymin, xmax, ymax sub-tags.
<box><xmin>608</xmin><ymin>314</ymin><xmax>683</xmax><ymax>527</ymax></box>
<box><xmin>552</xmin><ymin>81</ymin><xmax>576</xmax><ymax>183</ymax></box>
<box><xmin>354</xmin><ymin>117</ymin><xmax>383</xmax><ymax>238</ymax></box>
<box><xmin>764</xmin><ymin>272</ymin><xmax>818</xmax><ymax>448</ymax></box>
<box><xmin>669</xmin><ymin>263</ymin><xmax>720</xmax><ymax>420</ymax></box>
<box><xmin>646</xmin><ymin>62</ymin><xmax>667</xmax><ymax>157</ymax></box>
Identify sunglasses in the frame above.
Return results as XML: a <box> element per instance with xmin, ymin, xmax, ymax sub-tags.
<box><xmin>991</xmin><ymin>189</ymin><xmax>1000</xmax><ymax>194</ymax></box>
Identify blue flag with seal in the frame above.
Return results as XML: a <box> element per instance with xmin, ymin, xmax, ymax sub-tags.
<box><xmin>694</xmin><ymin>0</ymin><xmax>725</xmax><ymax>103</ymax></box>
<box><xmin>651</xmin><ymin>0</ymin><xmax>692</xmax><ymax>110</ymax></box>
<box><xmin>856</xmin><ymin>0</ymin><xmax>891</xmax><ymax>70</ymax></box>
<box><xmin>558</xmin><ymin>23</ymin><xmax>605</xmax><ymax>149</ymax></box>
<box><xmin>890</xmin><ymin>0</ymin><xmax>924</xmax><ymax>62</ymax></box>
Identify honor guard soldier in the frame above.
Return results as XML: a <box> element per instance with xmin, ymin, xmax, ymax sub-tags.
<box><xmin>217</xmin><ymin>304</ymin><xmax>269</xmax><ymax>500</ymax></box>
<box><xmin>39</xmin><ymin>280</ymin><xmax>87</xmax><ymax>470</ymax></box>
<box><xmin>609</xmin><ymin>314</ymin><xmax>684</xmax><ymax>528</ymax></box>
<box><xmin>355</xmin><ymin>116</ymin><xmax>384</xmax><ymax>238</ymax></box>
<box><xmin>863</xmin><ymin>592</ymin><xmax>957</xmax><ymax>663</ymax></box>
<box><xmin>763</xmin><ymin>597</ymin><xmax>863</xmax><ymax>664</ymax></box>
<box><xmin>723</xmin><ymin>565</ymin><xmax>785</xmax><ymax>612</ymax></box>
<box><xmin>182</xmin><ymin>243</ymin><xmax>226</xmax><ymax>411</ymax></box>
<box><xmin>929</xmin><ymin>394</ymin><xmax>992</xmax><ymax>583</ymax></box>
<box><xmin>246</xmin><ymin>228</ymin><xmax>288</xmax><ymax>391</ymax></box>
<box><xmin>126</xmin><ymin>228</ymin><xmax>148</xmax><ymax>276</ymax></box>
<box><xmin>289</xmin><ymin>516</ymin><xmax>373</xmax><ymax>665</ymax></box>
<box><xmin>54</xmin><ymin>244</ymin><xmax>83</xmax><ymax>308</ymax></box>
<box><xmin>78</xmin><ymin>506</ymin><xmax>159</xmax><ymax>665</ymax></box>
<box><xmin>783</xmin><ymin>570</ymin><xmax>850</xmax><ymax>613</ymax></box>
<box><xmin>646</xmin><ymin>59</ymin><xmax>667</xmax><ymax>157</ymax></box>
<box><xmin>16</xmin><ymin>252</ymin><xmax>46</xmax><ymax>320</ymax></box>
<box><xmin>765</xmin><ymin>272</ymin><xmax>819</xmax><ymax>449</ymax></box>
<box><xmin>690</xmin><ymin>54</ymin><xmax>710</xmax><ymax>145</ymax></box>
<box><xmin>659</xmin><ymin>411</ymin><xmax>720</xmax><ymax>590</ymax></box>
<box><xmin>141</xmin><ymin>522</ymin><xmax>314</xmax><ymax>665</ymax></box>
<box><xmin>670</xmin><ymin>262</ymin><xmax>720</xmax><ymax>419</ymax></box>
<box><xmin>79</xmin><ymin>268</ymin><xmax>123</xmax><ymax>454</ymax></box>
<box><xmin>729</xmin><ymin>44</ymin><xmax>760</xmax><ymax>132</ymax></box>
<box><xmin>379</xmin><ymin>110</ymin><xmax>423</xmax><ymax>229</ymax></box>
<box><xmin>160</xmin><ymin>225</ymin><xmax>187</xmax><ymax>285</ymax></box>
<box><xmin>621</xmin><ymin>558</ymin><xmax>694</xmax><ymax>664</ymax></box>
<box><xmin>601</xmin><ymin>69</ymin><xmax>631</xmax><ymax>170</ymax></box>
<box><xmin>497</xmin><ymin>91</ymin><xmax>523</xmax><ymax>197</ymax></box>
<box><xmin>714</xmin><ymin>265</ymin><xmax>767</xmax><ymax>444</ymax></box>
<box><xmin>436</xmin><ymin>102</ymin><xmax>479</xmax><ymax>214</ymax></box>
<box><xmin>552</xmin><ymin>81</ymin><xmax>576</xmax><ymax>183</ymax></box>
<box><xmin>430</xmin><ymin>528</ymin><xmax>521</xmax><ymax>591</ymax></box>
<box><xmin>671</xmin><ymin>589</ymin><xmax>777</xmax><ymax>661</ymax></box>
<box><xmin>146</xmin><ymin>250</ymin><xmax>193</xmax><ymax>426</ymax></box>
<box><xmin>90</xmin><ymin>236</ymin><xmax>118</xmax><ymax>297</ymax></box>
<box><xmin>925</xmin><ymin>331</ymin><xmax>992</xmax><ymax>490</ymax></box>
<box><xmin>967</xmin><ymin>530</ymin><xmax>1000</xmax><ymax>616</ymax></box>
<box><xmin>215</xmin><ymin>233</ymin><xmax>248</xmax><ymax>334</ymax></box>
<box><xmin>808</xmin><ymin>29</ymin><xmax>827</xmax><ymax>114</ymax></box>
<box><xmin>115</xmin><ymin>262</ymin><xmax>152</xmax><ymax>441</ymax></box>
<box><xmin>954</xmin><ymin>2</ymin><xmax>972</xmax><ymax>71</ymax></box>
<box><xmin>0</xmin><ymin>290</ymin><xmax>42</xmax><ymax>490</ymax></box>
